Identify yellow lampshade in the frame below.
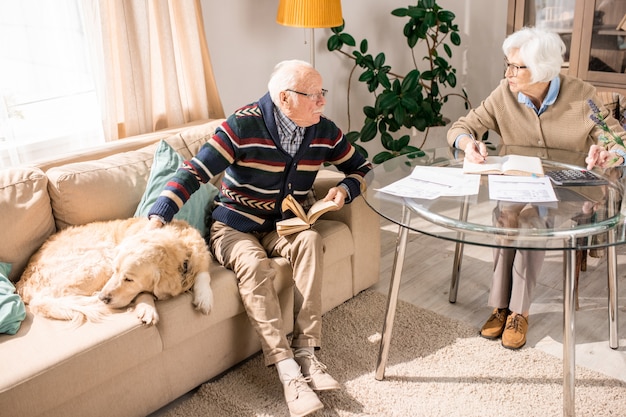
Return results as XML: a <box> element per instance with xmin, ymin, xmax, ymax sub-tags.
<box><xmin>276</xmin><ymin>0</ymin><xmax>343</xmax><ymax>28</ymax></box>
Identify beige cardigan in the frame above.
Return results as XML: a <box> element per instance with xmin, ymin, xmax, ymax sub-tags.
<box><xmin>447</xmin><ymin>74</ymin><xmax>626</xmax><ymax>156</ymax></box>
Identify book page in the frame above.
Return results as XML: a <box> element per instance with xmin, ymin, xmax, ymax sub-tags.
<box><xmin>501</xmin><ymin>155</ymin><xmax>544</xmax><ymax>176</ymax></box>
<box><xmin>463</xmin><ymin>156</ymin><xmax>505</xmax><ymax>175</ymax></box>
<box><xmin>281</xmin><ymin>195</ymin><xmax>307</xmax><ymax>221</ymax></box>
<box><xmin>306</xmin><ymin>199</ymin><xmax>338</xmax><ymax>224</ymax></box>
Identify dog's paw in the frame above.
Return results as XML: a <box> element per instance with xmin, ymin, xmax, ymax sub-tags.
<box><xmin>192</xmin><ymin>271</ymin><xmax>213</xmax><ymax>315</ymax></box>
<box><xmin>134</xmin><ymin>293</ymin><xmax>159</xmax><ymax>325</ymax></box>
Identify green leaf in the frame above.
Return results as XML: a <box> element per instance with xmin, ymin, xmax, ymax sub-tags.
<box><xmin>397</xmin><ymin>134</ymin><xmax>410</xmax><ymax>149</ymax></box>
<box><xmin>391</xmin><ymin>7</ymin><xmax>408</xmax><ymax>17</ymax></box>
<box><xmin>394</xmin><ymin>105</ymin><xmax>406</xmax><ymax>126</ymax></box>
<box><xmin>339</xmin><ymin>33</ymin><xmax>356</xmax><ymax>47</ymax></box>
<box><xmin>327</xmin><ymin>36</ymin><xmax>341</xmax><ymax>51</ymax></box>
<box><xmin>345</xmin><ymin>131</ymin><xmax>360</xmax><ymax>144</ymax></box>
<box><xmin>437</xmin><ymin>10</ymin><xmax>455</xmax><ymax>23</ymax></box>
<box><xmin>401</xmin><ymin>69</ymin><xmax>420</xmax><ymax>93</ymax></box>
<box><xmin>400</xmin><ymin>145</ymin><xmax>421</xmax><ymax>155</ymax></box>
<box><xmin>381</xmin><ymin>132</ymin><xmax>394</xmax><ymax>150</ymax></box>
<box><xmin>450</xmin><ymin>32</ymin><xmax>461</xmax><ymax>46</ymax></box>
<box><xmin>423</xmin><ymin>0</ymin><xmax>436</xmax><ymax>9</ymax></box>
<box><xmin>378</xmin><ymin>71</ymin><xmax>392</xmax><ymax>89</ymax></box>
<box><xmin>424</xmin><ymin>11</ymin><xmax>437</xmax><ymax>26</ymax></box>
<box><xmin>360</xmin><ymin>39</ymin><xmax>369</xmax><ymax>54</ymax></box>
<box><xmin>378</xmin><ymin>91</ymin><xmax>400</xmax><ymax>110</ymax></box>
<box><xmin>374</xmin><ymin>52</ymin><xmax>386</xmax><ymax>68</ymax></box>
<box><xmin>363</xmin><ymin>105</ymin><xmax>377</xmax><ymax>119</ymax></box>
<box><xmin>443</xmin><ymin>43</ymin><xmax>452</xmax><ymax>58</ymax></box>
<box><xmin>360</xmin><ymin>119</ymin><xmax>378</xmax><ymax>142</ymax></box>
<box><xmin>373</xmin><ymin>151</ymin><xmax>394</xmax><ymax>164</ymax></box>
<box><xmin>447</xmin><ymin>72</ymin><xmax>457</xmax><ymax>88</ymax></box>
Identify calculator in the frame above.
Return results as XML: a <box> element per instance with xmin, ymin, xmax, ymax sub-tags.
<box><xmin>545</xmin><ymin>169</ymin><xmax>607</xmax><ymax>186</ymax></box>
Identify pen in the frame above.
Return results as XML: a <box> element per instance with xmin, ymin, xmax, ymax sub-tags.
<box><xmin>468</xmin><ymin>133</ymin><xmax>486</xmax><ymax>162</ymax></box>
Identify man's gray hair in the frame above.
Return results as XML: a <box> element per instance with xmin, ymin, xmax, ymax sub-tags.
<box><xmin>502</xmin><ymin>27</ymin><xmax>565</xmax><ymax>83</ymax></box>
<box><xmin>268</xmin><ymin>59</ymin><xmax>314</xmax><ymax>105</ymax></box>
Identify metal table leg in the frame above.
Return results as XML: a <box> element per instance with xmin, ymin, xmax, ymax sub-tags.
<box><xmin>563</xmin><ymin>239</ymin><xmax>577</xmax><ymax>417</ymax></box>
<box><xmin>449</xmin><ymin>196</ymin><xmax>470</xmax><ymax>303</ymax></box>
<box><xmin>375</xmin><ymin>205</ymin><xmax>411</xmax><ymax>381</ymax></box>
<box><xmin>607</xmin><ymin>186</ymin><xmax>619</xmax><ymax>349</ymax></box>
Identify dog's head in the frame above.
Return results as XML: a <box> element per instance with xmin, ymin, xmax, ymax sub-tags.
<box><xmin>98</xmin><ymin>227</ymin><xmax>199</xmax><ymax>308</ymax></box>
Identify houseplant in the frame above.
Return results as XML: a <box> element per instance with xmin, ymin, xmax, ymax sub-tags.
<box><xmin>327</xmin><ymin>0</ymin><xmax>474</xmax><ymax>163</ymax></box>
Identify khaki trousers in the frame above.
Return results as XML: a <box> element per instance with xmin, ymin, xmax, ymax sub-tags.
<box><xmin>489</xmin><ymin>248</ymin><xmax>545</xmax><ymax>314</ymax></box>
<box><xmin>209</xmin><ymin>221</ymin><xmax>324</xmax><ymax>366</ymax></box>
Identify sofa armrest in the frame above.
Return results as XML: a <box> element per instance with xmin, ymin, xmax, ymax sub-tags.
<box><xmin>314</xmin><ymin>169</ymin><xmax>381</xmax><ymax>294</ymax></box>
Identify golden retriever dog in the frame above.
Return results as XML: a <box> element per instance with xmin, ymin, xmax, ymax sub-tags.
<box><xmin>16</xmin><ymin>217</ymin><xmax>213</xmax><ymax>325</ymax></box>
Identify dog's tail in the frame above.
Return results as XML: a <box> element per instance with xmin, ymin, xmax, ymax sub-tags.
<box><xmin>28</xmin><ymin>294</ymin><xmax>112</xmax><ymax>324</ymax></box>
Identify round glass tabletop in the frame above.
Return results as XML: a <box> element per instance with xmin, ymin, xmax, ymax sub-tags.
<box><xmin>364</xmin><ymin>146</ymin><xmax>626</xmax><ymax>250</ymax></box>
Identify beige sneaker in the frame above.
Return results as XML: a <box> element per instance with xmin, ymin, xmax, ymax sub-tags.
<box><xmin>294</xmin><ymin>351</ymin><xmax>341</xmax><ymax>391</ymax></box>
<box><xmin>501</xmin><ymin>313</ymin><xmax>528</xmax><ymax>350</ymax></box>
<box><xmin>282</xmin><ymin>373</ymin><xmax>324</xmax><ymax>417</ymax></box>
<box><xmin>480</xmin><ymin>308</ymin><xmax>509</xmax><ymax>339</ymax></box>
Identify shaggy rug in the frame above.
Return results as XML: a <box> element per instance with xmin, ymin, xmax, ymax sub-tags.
<box><xmin>158</xmin><ymin>290</ymin><xmax>626</xmax><ymax>417</ymax></box>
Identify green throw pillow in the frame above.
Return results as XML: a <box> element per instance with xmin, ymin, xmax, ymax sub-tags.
<box><xmin>134</xmin><ymin>140</ymin><xmax>219</xmax><ymax>237</ymax></box>
<box><xmin>0</xmin><ymin>262</ymin><xmax>26</xmax><ymax>335</ymax></box>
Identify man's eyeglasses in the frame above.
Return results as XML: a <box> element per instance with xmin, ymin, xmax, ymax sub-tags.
<box><xmin>504</xmin><ymin>59</ymin><xmax>528</xmax><ymax>77</ymax></box>
<box><xmin>286</xmin><ymin>89</ymin><xmax>328</xmax><ymax>101</ymax></box>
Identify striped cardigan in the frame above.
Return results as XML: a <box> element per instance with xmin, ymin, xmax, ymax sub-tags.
<box><xmin>148</xmin><ymin>93</ymin><xmax>372</xmax><ymax>233</ymax></box>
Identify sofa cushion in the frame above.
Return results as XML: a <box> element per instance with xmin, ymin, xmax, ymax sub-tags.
<box><xmin>45</xmin><ymin>120</ymin><xmax>224</xmax><ymax>230</ymax></box>
<box><xmin>0</xmin><ymin>166</ymin><xmax>56</xmax><ymax>281</ymax></box>
<box><xmin>0</xmin><ymin>309</ymin><xmax>162</xmax><ymax>415</ymax></box>
<box><xmin>134</xmin><ymin>140</ymin><xmax>219</xmax><ymax>237</ymax></box>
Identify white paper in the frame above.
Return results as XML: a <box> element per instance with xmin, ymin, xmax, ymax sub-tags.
<box><xmin>488</xmin><ymin>175</ymin><xmax>558</xmax><ymax>203</ymax></box>
<box><xmin>375</xmin><ymin>167</ymin><xmax>480</xmax><ymax>200</ymax></box>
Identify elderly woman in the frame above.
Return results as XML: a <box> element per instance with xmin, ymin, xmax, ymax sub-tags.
<box><xmin>447</xmin><ymin>27</ymin><xmax>626</xmax><ymax>350</ymax></box>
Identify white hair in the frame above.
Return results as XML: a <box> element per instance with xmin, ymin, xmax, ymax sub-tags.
<box><xmin>267</xmin><ymin>59</ymin><xmax>315</xmax><ymax>105</ymax></box>
<box><xmin>502</xmin><ymin>27</ymin><xmax>565</xmax><ymax>83</ymax></box>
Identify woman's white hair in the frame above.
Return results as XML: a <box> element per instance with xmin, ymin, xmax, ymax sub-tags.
<box><xmin>502</xmin><ymin>27</ymin><xmax>565</xmax><ymax>83</ymax></box>
<box><xmin>267</xmin><ymin>59</ymin><xmax>315</xmax><ymax>105</ymax></box>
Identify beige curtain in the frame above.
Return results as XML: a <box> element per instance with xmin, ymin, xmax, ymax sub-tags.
<box><xmin>86</xmin><ymin>0</ymin><xmax>224</xmax><ymax>141</ymax></box>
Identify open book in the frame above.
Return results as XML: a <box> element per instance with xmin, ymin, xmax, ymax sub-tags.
<box><xmin>276</xmin><ymin>194</ymin><xmax>338</xmax><ymax>236</ymax></box>
<box><xmin>463</xmin><ymin>155</ymin><xmax>544</xmax><ymax>177</ymax></box>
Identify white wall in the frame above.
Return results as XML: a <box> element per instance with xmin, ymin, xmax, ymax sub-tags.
<box><xmin>201</xmin><ymin>0</ymin><xmax>507</xmax><ymax>154</ymax></box>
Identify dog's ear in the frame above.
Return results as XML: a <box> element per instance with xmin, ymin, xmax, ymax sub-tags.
<box><xmin>153</xmin><ymin>268</ymin><xmax>184</xmax><ymax>300</ymax></box>
<box><xmin>179</xmin><ymin>255</ymin><xmax>196</xmax><ymax>292</ymax></box>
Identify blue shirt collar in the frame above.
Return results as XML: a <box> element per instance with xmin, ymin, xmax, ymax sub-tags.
<box><xmin>517</xmin><ymin>76</ymin><xmax>560</xmax><ymax>115</ymax></box>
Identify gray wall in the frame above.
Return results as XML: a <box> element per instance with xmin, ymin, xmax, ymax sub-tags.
<box><xmin>201</xmin><ymin>0</ymin><xmax>507</xmax><ymax>153</ymax></box>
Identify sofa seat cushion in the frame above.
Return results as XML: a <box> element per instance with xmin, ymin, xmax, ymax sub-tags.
<box><xmin>156</xmin><ymin>219</ymin><xmax>354</xmax><ymax>348</ymax></box>
<box><xmin>156</xmin><ymin>258</ymin><xmax>294</xmax><ymax>349</ymax></box>
<box><xmin>0</xmin><ymin>310</ymin><xmax>161</xmax><ymax>414</ymax></box>
<box><xmin>0</xmin><ymin>166</ymin><xmax>56</xmax><ymax>282</ymax></box>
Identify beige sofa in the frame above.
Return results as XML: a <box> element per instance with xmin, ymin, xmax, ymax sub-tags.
<box><xmin>0</xmin><ymin>120</ymin><xmax>381</xmax><ymax>417</ymax></box>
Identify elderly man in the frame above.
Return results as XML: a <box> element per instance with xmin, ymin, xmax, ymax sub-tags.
<box><xmin>148</xmin><ymin>59</ymin><xmax>372</xmax><ymax>417</ymax></box>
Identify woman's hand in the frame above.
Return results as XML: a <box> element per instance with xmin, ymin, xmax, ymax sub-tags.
<box><xmin>586</xmin><ymin>144</ymin><xmax>624</xmax><ymax>169</ymax></box>
<box><xmin>462</xmin><ymin>137</ymin><xmax>488</xmax><ymax>163</ymax></box>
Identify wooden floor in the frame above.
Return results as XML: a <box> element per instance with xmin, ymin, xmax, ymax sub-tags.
<box><xmin>371</xmin><ymin>218</ymin><xmax>626</xmax><ymax>382</ymax></box>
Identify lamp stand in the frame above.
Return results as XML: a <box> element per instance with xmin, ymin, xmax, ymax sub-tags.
<box><xmin>309</xmin><ymin>28</ymin><xmax>316</xmax><ymax>68</ymax></box>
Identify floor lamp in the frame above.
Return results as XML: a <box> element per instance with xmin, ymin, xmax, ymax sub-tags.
<box><xmin>276</xmin><ymin>0</ymin><xmax>343</xmax><ymax>68</ymax></box>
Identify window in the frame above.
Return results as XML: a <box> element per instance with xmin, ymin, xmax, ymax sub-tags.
<box><xmin>0</xmin><ymin>0</ymin><xmax>104</xmax><ymax>168</ymax></box>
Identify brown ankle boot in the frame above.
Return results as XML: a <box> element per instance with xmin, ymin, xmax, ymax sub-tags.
<box><xmin>501</xmin><ymin>314</ymin><xmax>528</xmax><ymax>350</ymax></box>
<box><xmin>480</xmin><ymin>308</ymin><xmax>509</xmax><ymax>339</ymax></box>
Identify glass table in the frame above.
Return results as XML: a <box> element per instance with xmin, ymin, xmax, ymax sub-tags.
<box><xmin>364</xmin><ymin>146</ymin><xmax>625</xmax><ymax>417</ymax></box>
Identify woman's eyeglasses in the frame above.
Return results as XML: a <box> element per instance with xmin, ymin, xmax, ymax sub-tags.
<box><xmin>504</xmin><ymin>59</ymin><xmax>528</xmax><ymax>77</ymax></box>
<box><xmin>286</xmin><ymin>89</ymin><xmax>328</xmax><ymax>101</ymax></box>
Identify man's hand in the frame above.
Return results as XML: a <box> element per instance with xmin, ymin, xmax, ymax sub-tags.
<box><xmin>147</xmin><ymin>215</ymin><xmax>165</xmax><ymax>229</ymax></box>
<box><xmin>586</xmin><ymin>144</ymin><xmax>624</xmax><ymax>169</ymax></box>
<box><xmin>323</xmin><ymin>186</ymin><xmax>347</xmax><ymax>209</ymax></box>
